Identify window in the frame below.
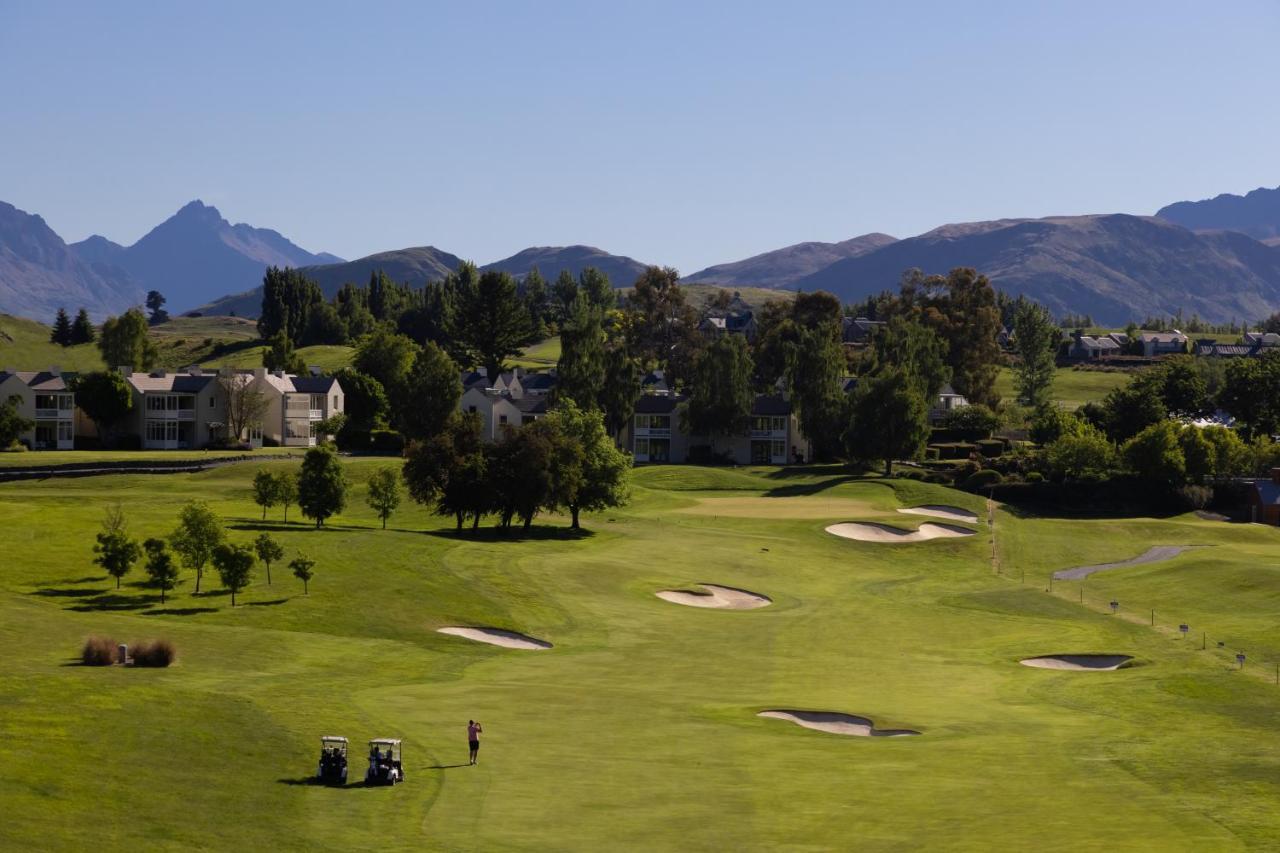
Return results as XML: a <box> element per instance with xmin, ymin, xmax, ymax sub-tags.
<box><xmin>58</xmin><ymin>421</ymin><xmax>74</xmax><ymax>441</ymax></box>
<box><xmin>209</xmin><ymin>396</ymin><xmax>215</xmax><ymax>407</ymax></box>
<box><xmin>635</xmin><ymin>415</ymin><xmax>650</xmax><ymax>430</ymax></box>
<box><xmin>309</xmin><ymin>421</ymin><xmax>319</xmax><ymax>438</ymax></box>
<box><xmin>499</xmin><ymin>414</ymin><xmax>508</xmax><ymax>425</ymax></box>
<box><xmin>522</xmin><ymin>415</ymin><xmax>536</xmax><ymax>425</ymax></box>
<box><xmin>650</xmin><ymin>415</ymin><xmax>670</xmax><ymax>430</ymax></box>
<box><xmin>333</xmin><ymin>395</ymin><xmax>339</xmax><ymax>410</ymax></box>
<box><xmin>772</xmin><ymin>440</ymin><xmax>786</xmax><ymax>458</ymax></box>
<box><xmin>311</xmin><ymin>394</ymin><xmax>325</xmax><ymax>411</ymax></box>
<box><xmin>468</xmin><ymin>405</ymin><xmax>477</xmax><ymax>413</ymax></box>
<box><xmin>635</xmin><ymin>438</ymin><xmax>650</xmax><ymax>456</ymax></box>
<box><xmin>649</xmin><ymin>439</ymin><xmax>670</xmax><ymax>462</ymax></box>
<box><xmin>58</xmin><ymin>394</ymin><xmax>73</xmax><ymax>411</ymax></box>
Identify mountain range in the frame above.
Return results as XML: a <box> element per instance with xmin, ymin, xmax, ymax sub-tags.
<box><xmin>4</xmin><ymin>186</ymin><xmax>1280</xmax><ymax>326</ymax></box>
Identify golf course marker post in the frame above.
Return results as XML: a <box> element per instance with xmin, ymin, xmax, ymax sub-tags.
<box><xmin>1110</xmin><ymin>600</ymin><xmax>1119</xmax><ymax>615</ymax></box>
<box><xmin>1150</xmin><ymin>608</ymin><xmax>1155</xmax><ymax>626</ymax></box>
<box><xmin>1237</xmin><ymin>652</ymin><xmax>1246</xmax><ymax>670</ymax></box>
<box><xmin>1179</xmin><ymin>623</ymin><xmax>1189</xmax><ymax>639</ymax></box>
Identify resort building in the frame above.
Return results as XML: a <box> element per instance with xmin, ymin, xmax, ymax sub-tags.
<box><xmin>0</xmin><ymin>368</ymin><xmax>76</xmax><ymax>449</ymax></box>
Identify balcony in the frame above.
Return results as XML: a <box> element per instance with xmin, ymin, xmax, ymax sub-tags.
<box><xmin>749</xmin><ymin>429</ymin><xmax>786</xmax><ymax>439</ymax></box>
<box><xmin>635</xmin><ymin>427</ymin><xmax>671</xmax><ymax>437</ymax></box>
<box><xmin>309</xmin><ymin>409</ymin><xmax>324</xmax><ymax>420</ymax></box>
<box><xmin>35</xmin><ymin>408</ymin><xmax>63</xmax><ymax>419</ymax></box>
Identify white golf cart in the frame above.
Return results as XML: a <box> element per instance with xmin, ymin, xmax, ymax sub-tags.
<box><xmin>365</xmin><ymin>738</ymin><xmax>404</xmax><ymax>786</ymax></box>
<box><xmin>317</xmin><ymin>736</ymin><xmax>348</xmax><ymax>785</ymax></box>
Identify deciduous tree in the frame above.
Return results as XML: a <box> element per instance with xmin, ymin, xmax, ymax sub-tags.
<box><xmin>253</xmin><ymin>532</ymin><xmax>284</xmax><ymax>585</ymax></box>
<box><xmin>143</xmin><ymin>537</ymin><xmax>180</xmax><ymax>602</ymax></box>
<box><xmin>398</xmin><ymin>342</ymin><xmax>461</xmax><ymax>441</ymax></box>
<box><xmin>252</xmin><ymin>468</ymin><xmax>278</xmax><ymax>519</ymax></box>
<box><xmin>365</xmin><ymin>466</ymin><xmax>402</xmax><ymax>529</ymax></box>
<box><xmin>684</xmin><ymin>335</ymin><xmax>753</xmax><ymax>454</ymax></box>
<box><xmin>0</xmin><ymin>396</ymin><xmax>33</xmax><ymax>448</ymax></box>
<box><xmin>1012</xmin><ymin>300</ymin><xmax>1058</xmax><ymax>407</ymax></box>
<box><xmin>94</xmin><ymin>529</ymin><xmax>141</xmax><ymax>589</ymax></box>
<box><xmin>171</xmin><ymin>500</ymin><xmax>225</xmax><ymax>594</ymax></box>
<box><xmin>70</xmin><ymin>371</ymin><xmax>133</xmax><ymax>446</ymax></box>
<box><xmin>290</xmin><ymin>553</ymin><xmax>316</xmax><ymax>595</ymax></box>
<box><xmin>844</xmin><ymin>368</ymin><xmax>930</xmax><ymax>476</ymax></box>
<box><xmin>540</xmin><ymin>400</ymin><xmax>631</xmax><ymax>529</ymax></box>
<box><xmin>274</xmin><ymin>470</ymin><xmax>299</xmax><ymax>523</ymax></box>
<box><xmin>211</xmin><ymin>543</ymin><xmax>255</xmax><ymax>606</ymax></box>
<box><xmin>98</xmin><ymin>308</ymin><xmax>157</xmax><ymax>370</ymax></box>
<box><xmin>298</xmin><ymin>446</ymin><xmax>347</xmax><ymax>527</ymax></box>
<box><xmin>218</xmin><ymin>371</ymin><xmax>268</xmax><ymax>444</ymax></box>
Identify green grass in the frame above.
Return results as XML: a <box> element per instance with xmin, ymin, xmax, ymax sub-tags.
<box><xmin>200</xmin><ymin>343</ymin><xmax>354</xmax><ymax>372</ymax></box>
<box><xmin>508</xmin><ymin>336</ymin><xmax>560</xmax><ymax>369</ymax></box>
<box><xmin>995</xmin><ymin>365</ymin><xmax>1136</xmax><ymax>408</ymax></box>
<box><xmin>2</xmin><ymin>462</ymin><xmax>1280</xmax><ymax>849</ymax></box>
<box><xmin>0</xmin><ymin>314</ymin><xmax>107</xmax><ymax>372</ymax></box>
<box><xmin>0</xmin><ymin>448</ymin><xmax>309</xmax><ymax>468</ymax></box>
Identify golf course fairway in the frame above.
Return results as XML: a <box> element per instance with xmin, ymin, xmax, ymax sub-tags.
<box><xmin>1</xmin><ymin>460</ymin><xmax>1279</xmax><ymax>850</ymax></box>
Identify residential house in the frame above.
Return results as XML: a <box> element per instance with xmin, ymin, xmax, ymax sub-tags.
<box><xmin>698</xmin><ymin>307</ymin><xmax>757</xmax><ymax>340</ymax></box>
<box><xmin>0</xmin><ymin>368</ymin><xmax>76</xmax><ymax>449</ymax></box>
<box><xmin>123</xmin><ymin>367</ymin><xmax>226</xmax><ymax>449</ymax></box>
<box><xmin>996</xmin><ymin>326</ymin><xmax>1012</xmax><ymax>349</ymax></box>
<box><xmin>245</xmin><ymin>368</ymin><xmax>345</xmax><ymax>447</ymax></box>
<box><xmin>1243</xmin><ymin>332</ymin><xmax>1280</xmax><ymax>348</ymax></box>
<box><xmin>459</xmin><ymin>367</ymin><xmax>554</xmax><ymax>440</ymax></box>
<box><xmin>1197</xmin><ymin>342</ymin><xmax>1260</xmax><ymax>358</ymax></box>
<box><xmin>1248</xmin><ymin>468</ymin><xmax>1280</xmax><ymax>526</ymax></box>
<box><xmin>621</xmin><ymin>392</ymin><xmax>810</xmax><ymax>465</ymax></box>
<box><xmin>930</xmin><ymin>383</ymin><xmax>969</xmax><ymax>424</ymax></box>
<box><xmin>1138</xmin><ymin>332</ymin><xmax>1188</xmax><ymax>357</ymax></box>
<box><xmin>841</xmin><ymin>316</ymin><xmax>885</xmax><ymax>345</ymax></box>
<box><xmin>1068</xmin><ymin>333</ymin><xmax>1122</xmax><ymax>360</ymax></box>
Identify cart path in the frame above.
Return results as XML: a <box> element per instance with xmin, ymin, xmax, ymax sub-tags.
<box><xmin>1052</xmin><ymin>546</ymin><xmax>1197</xmax><ymax>581</ymax></box>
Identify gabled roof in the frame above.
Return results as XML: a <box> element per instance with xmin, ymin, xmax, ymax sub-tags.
<box><xmin>0</xmin><ymin>370</ymin><xmax>73</xmax><ymax>391</ymax></box>
<box><xmin>751</xmin><ymin>394</ymin><xmax>792</xmax><ymax>416</ymax></box>
<box><xmin>635</xmin><ymin>394</ymin><xmax>683</xmax><ymax>414</ymax></box>
<box><xmin>1244</xmin><ymin>332</ymin><xmax>1280</xmax><ymax>346</ymax></box>
<box><xmin>290</xmin><ymin>376</ymin><xmax>339</xmax><ymax>393</ymax></box>
<box><xmin>513</xmin><ymin>396</ymin><xmax>548</xmax><ymax>415</ymax></box>
<box><xmin>126</xmin><ymin>372</ymin><xmax>218</xmax><ymax>393</ymax></box>
<box><xmin>1073</xmin><ymin>335</ymin><xmax>1120</xmax><ymax>351</ymax></box>
<box><xmin>1254</xmin><ymin>479</ymin><xmax>1280</xmax><ymax>507</ymax></box>
<box><xmin>1138</xmin><ymin>331</ymin><xmax>1187</xmax><ymax>343</ymax></box>
<box><xmin>938</xmin><ymin>383</ymin><xmax>965</xmax><ymax>398</ymax></box>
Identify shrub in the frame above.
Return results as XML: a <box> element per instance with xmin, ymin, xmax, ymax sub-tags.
<box><xmin>925</xmin><ymin>447</ymin><xmax>940</xmax><ymax>461</ymax></box>
<box><xmin>962</xmin><ymin>469</ymin><xmax>1003</xmax><ymax>491</ymax></box>
<box><xmin>370</xmin><ymin>429</ymin><xmax>404</xmax><ymax>453</ymax></box>
<box><xmin>976</xmin><ymin>439</ymin><xmax>1005</xmax><ymax>457</ymax></box>
<box><xmin>81</xmin><ymin>635</ymin><xmax>117</xmax><ymax>666</ymax></box>
<box><xmin>131</xmin><ymin>639</ymin><xmax>176</xmax><ymax>667</ymax></box>
<box><xmin>1026</xmin><ymin>471</ymin><xmax>1044</xmax><ymax>483</ymax></box>
<box><xmin>940</xmin><ymin>404</ymin><xmax>1000</xmax><ymax>438</ymax></box>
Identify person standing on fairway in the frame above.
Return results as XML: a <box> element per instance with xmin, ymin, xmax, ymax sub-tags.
<box><xmin>468</xmin><ymin>720</ymin><xmax>483</xmax><ymax>765</ymax></box>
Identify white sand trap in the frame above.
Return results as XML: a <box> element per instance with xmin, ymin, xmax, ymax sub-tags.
<box><xmin>825</xmin><ymin>521</ymin><xmax>975</xmax><ymax>543</ymax></box>
<box><xmin>655</xmin><ymin>583</ymin><xmax>771</xmax><ymax>610</ymax></box>
<box><xmin>1052</xmin><ymin>546</ymin><xmax>1195</xmax><ymax>580</ymax></box>
<box><xmin>1020</xmin><ymin>654</ymin><xmax>1132</xmax><ymax>671</ymax></box>
<box><xmin>437</xmin><ymin>627</ymin><xmax>552</xmax><ymax>650</ymax></box>
<box><xmin>758</xmin><ymin>710</ymin><xmax>920</xmax><ymax>737</ymax></box>
<box><xmin>898</xmin><ymin>505</ymin><xmax>979</xmax><ymax>523</ymax></box>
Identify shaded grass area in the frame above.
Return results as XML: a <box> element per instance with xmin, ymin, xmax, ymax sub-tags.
<box><xmin>0</xmin><ymin>462</ymin><xmax>1278</xmax><ymax>849</ymax></box>
<box><xmin>994</xmin><ymin>365</ymin><xmax>1135</xmax><ymax>408</ymax></box>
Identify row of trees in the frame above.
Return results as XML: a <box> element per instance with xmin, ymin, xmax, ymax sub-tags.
<box><xmin>48</xmin><ymin>308</ymin><xmax>97</xmax><ymax>346</ymax></box>
<box><xmin>90</xmin><ymin>502</ymin><xmax>316</xmax><ymax>605</ymax></box>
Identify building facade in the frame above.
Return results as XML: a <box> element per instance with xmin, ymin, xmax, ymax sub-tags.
<box><xmin>0</xmin><ymin>369</ymin><xmax>76</xmax><ymax>449</ymax></box>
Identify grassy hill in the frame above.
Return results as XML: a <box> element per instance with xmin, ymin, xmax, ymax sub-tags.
<box><xmin>2</xmin><ymin>461</ymin><xmax>1280</xmax><ymax>849</ymax></box>
<box><xmin>994</xmin><ymin>365</ymin><xmax>1135</xmax><ymax>409</ymax></box>
<box><xmin>0</xmin><ymin>314</ymin><xmax>108</xmax><ymax>372</ymax></box>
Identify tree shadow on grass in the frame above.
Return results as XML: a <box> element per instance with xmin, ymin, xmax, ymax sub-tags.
<box><xmin>763</xmin><ymin>476</ymin><xmax>860</xmax><ymax>498</ymax></box>
<box><xmin>30</xmin><ymin>587</ymin><xmax>101</xmax><ymax>598</ymax></box>
<box><xmin>67</xmin><ymin>593</ymin><xmax>161</xmax><ymax>612</ymax></box>
<box><xmin>244</xmin><ymin>598</ymin><xmax>288</xmax><ymax>607</ymax></box>
<box><xmin>143</xmin><ymin>606</ymin><xmax>219</xmax><ymax>616</ymax></box>
<box><xmin>46</xmin><ymin>575</ymin><xmax>107</xmax><ymax>585</ymax></box>
<box><xmin>228</xmin><ymin>522</ymin><xmax>342</xmax><ymax>534</ymax></box>
<box><xmin>424</xmin><ymin>526</ymin><xmax>595</xmax><ymax>543</ymax></box>
<box><xmin>763</xmin><ymin>464</ymin><xmax>852</xmax><ymax>480</ymax></box>
<box><xmin>192</xmin><ymin>589</ymin><xmax>231</xmax><ymax>598</ymax></box>
<box><xmin>426</xmin><ymin>763</ymin><xmax>469</xmax><ymax>770</ymax></box>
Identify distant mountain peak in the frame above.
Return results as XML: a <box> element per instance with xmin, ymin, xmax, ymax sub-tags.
<box><xmin>1157</xmin><ymin>185</ymin><xmax>1280</xmax><ymax>241</ymax></box>
<box><xmin>685</xmin><ymin>232</ymin><xmax>898</xmax><ymax>289</ymax></box>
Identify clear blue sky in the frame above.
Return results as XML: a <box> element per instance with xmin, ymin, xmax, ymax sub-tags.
<box><xmin>2</xmin><ymin>1</ymin><xmax>1278</xmax><ymax>273</ymax></box>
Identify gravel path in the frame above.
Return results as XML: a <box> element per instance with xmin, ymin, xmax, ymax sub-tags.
<box><xmin>1053</xmin><ymin>546</ymin><xmax>1195</xmax><ymax>581</ymax></box>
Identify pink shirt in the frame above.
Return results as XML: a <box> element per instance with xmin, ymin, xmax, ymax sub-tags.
<box><xmin>468</xmin><ymin>723</ymin><xmax>481</xmax><ymax>741</ymax></box>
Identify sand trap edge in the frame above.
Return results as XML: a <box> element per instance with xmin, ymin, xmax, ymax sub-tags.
<box><xmin>655</xmin><ymin>583</ymin><xmax>772</xmax><ymax>610</ymax></box>
<box><xmin>1019</xmin><ymin>654</ymin><xmax>1133</xmax><ymax>671</ymax></box>
<box><xmin>825</xmin><ymin>521</ymin><xmax>976</xmax><ymax>543</ymax></box>
<box><xmin>898</xmin><ymin>505</ymin><xmax>980</xmax><ymax>523</ymax></box>
<box><xmin>758</xmin><ymin>709</ymin><xmax>921</xmax><ymax>737</ymax></box>
<box><xmin>437</xmin><ymin>626</ymin><xmax>553</xmax><ymax>650</ymax></box>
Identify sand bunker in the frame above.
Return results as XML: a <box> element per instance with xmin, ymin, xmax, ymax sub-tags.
<box><xmin>437</xmin><ymin>627</ymin><xmax>552</xmax><ymax>650</ymax></box>
<box><xmin>1020</xmin><ymin>654</ymin><xmax>1132</xmax><ymax>671</ymax></box>
<box><xmin>1052</xmin><ymin>546</ymin><xmax>1194</xmax><ymax>580</ymax></box>
<box><xmin>679</xmin><ymin>496</ymin><xmax>880</xmax><ymax>519</ymax></box>
<box><xmin>825</xmin><ymin>521</ymin><xmax>975</xmax><ymax>543</ymax></box>
<box><xmin>655</xmin><ymin>583</ymin><xmax>771</xmax><ymax>610</ymax></box>
<box><xmin>758</xmin><ymin>710</ymin><xmax>920</xmax><ymax>737</ymax></box>
<box><xmin>898</xmin><ymin>505</ymin><xmax>979</xmax><ymax>523</ymax></box>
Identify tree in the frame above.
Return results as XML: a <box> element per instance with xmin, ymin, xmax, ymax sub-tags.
<box><xmin>624</xmin><ymin>266</ymin><xmax>702</xmax><ymax>389</ymax></box>
<box><xmin>93</xmin><ymin>529</ymin><xmax>141</xmax><ymax>589</ymax></box>
<box><xmin>352</xmin><ymin>325</ymin><xmax>418</xmax><ymax>401</ymax></box>
<box><xmin>332</xmin><ymin>368</ymin><xmax>388</xmax><ymax>441</ymax></box>
<box><xmin>1122</xmin><ymin>420</ymin><xmax>1186</xmax><ymax>486</ymax></box>
<box><xmin>868</xmin><ymin>316</ymin><xmax>950</xmax><ymax>398</ymax></box>
<box><xmin>298</xmin><ymin>446</ymin><xmax>346</xmax><ymax>527</ymax></box>
<box><xmin>555</xmin><ymin>293</ymin><xmax>606</xmax><ymax>410</ymax></box>
<box><xmin>403</xmin><ymin>412</ymin><xmax>487</xmax><ymax>531</ymax></box>
<box><xmin>522</xmin><ymin>267</ymin><xmax>551</xmax><ymax>335</ymax></box>
<box><xmin>253</xmin><ymin>532</ymin><xmax>284</xmax><ymax>585</ymax></box>
<box><xmin>252</xmin><ymin>468</ymin><xmax>278</xmax><ymax>519</ymax></box>
<box><xmin>305</xmin><ymin>302</ymin><xmax>347</xmax><ymax>346</ymax></box>
<box><xmin>290</xmin><ymin>553</ymin><xmax>316</xmax><ymax>595</ymax></box>
<box><xmin>895</xmin><ymin>268</ymin><xmax>1002</xmax><ymax>405</ymax></box>
<box><xmin>1201</xmin><ymin>425</ymin><xmax>1251</xmax><ymax>478</ymax></box>
<box><xmin>540</xmin><ymin>400</ymin><xmax>631</xmax><ymax>529</ymax></box>
<box><xmin>599</xmin><ymin>345</ymin><xmax>642</xmax><ymax>439</ymax></box>
<box><xmin>98</xmin><ymin>308</ymin><xmax>157</xmax><ymax>370</ymax></box>
<box><xmin>258</xmin><ymin>266</ymin><xmax>325</xmax><ymax>344</ymax></box>
<box><xmin>1178</xmin><ymin>425</ymin><xmax>1215</xmax><ymax>485</ymax></box>
<box><xmin>218</xmin><ymin>371</ymin><xmax>268</xmax><ymax>444</ymax></box>
<box><xmin>171</xmin><ymin>500</ymin><xmax>225</xmax><ymax>594</ymax></box>
<box><xmin>1101</xmin><ymin>374</ymin><xmax>1166</xmax><ymax>443</ymax></box>
<box><xmin>1157</xmin><ymin>357</ymin><xmax>1209</xmax><ymax>417</ymax></box>
<box><xmin>211</xmin><ymin>543</ymin><xmax>255</xmax><ymax>606</ymax></box>
<box><xmin>579</xmin><ymin>267</ymin><xmax>615</xmax><ymax>310</ymax></box>
<box><xmin>0</xmin><ymin>396</ymin><xmax>33</xmax><ymax>448</ymax></box>
<box><xmin>452</xmin><ymin>266</ymin><xmax>537</xmax><ymax>380</ymax></box>
<box><xmin>1045</xmin><ymin>424</ymin><xmax>1115</xmax><ymax>481</ymax></box>
<box><xmin>1030</xmin><ymin>404</ymin><xmax>1084</xmax><ymax>446</ymax></box>
<box><xmin>844</xmin><ymin>368</ymin><xmax>931</xmax><ymax>476</ymax></box>
<box><xmin>50</xmin><ymin>308</ymin><xmax>72</xmax><ymax>346</ymax></box>
<box><xmin>145</xmin><ymin>291</ymin><xmax>169</xmax><ymax>325</ymax></box>
<box><xmin>70</xmin><ymin>371</ymin><xmax>133</xmax><ymax>445</ymax></box>
<box><xmin>143</xmin><ymin>537</ymin><xmax>180</xmax><ymax>602</ymax></box>
<box><xmin>70</xmin><ymin>308</ymin><xmax>95</xmax><ymax>344</ymax></box>
<box><xmin>365</xmin><ymin>466</ymin><xmax>402</xmax><ymax>529</ymax></box>
<box><xmin>262</xmin><ymin>331</ymin><xmax>306</xmax><ymax>374</ymax></box>
<box><xmin>488</xmin><ymin>424</ymin><xmax>555</xmax><ymax>531</ymax></box>
<box><xmin>552</xmin><ymin>269</ymin><xmax>579</xmax><ymax>325</ymax></box>
<box><xmin>1217</xmin><ymin>351</ymin><xmax>1280</xmax><ymax>438</ymax></box>
<box><xmin>684</xmin><ymin>335</ymin><xmax>754</xmax><ymax>453</ymax></box>
<box><xmin>1012</xmin><ymin>300</ymin><xmax>1058</xmax><ymax>407</ymax></box>
<box><xmin>398</xmin><ymin>342</ymin><xmax>461</xmax><ymax>441</ymax></box>
<box><xmin>274</xmin><ymin>471</ymin><xmax>298</xmax><ymax>523</ymax></box>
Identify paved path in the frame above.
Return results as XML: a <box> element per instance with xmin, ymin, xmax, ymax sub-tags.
<box><xmin>1053</xmin><ymin>545</ymin><xmax>1196</xmax><ymax>581</ymax></box>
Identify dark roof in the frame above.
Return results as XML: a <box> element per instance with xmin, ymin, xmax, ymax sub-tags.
<box><xmin>751</xmin><ymin>394</ymin><xmax>792</xmax><ymax>416</ymax></box>
<box><xmin>521</xmin><ymin>372</ymin><xmax>556</xmax><ymax>392</ymax></box>
<box><xmin>1254</xmin><ymin>480</ymin><xmax>1280</xmax><ymax>506</ymax></box>
<box><xmin>1199</xmin><ymin>344</ymin><xmax>1259</xmax><ymax>358</ymax></box>
<box><xmin>127</xmin><ymin>373</ymin><xmax>217</xmax><ymax>393</ymax></box>
<box><xmin>635</xmin><ymin>394</ymin><xmax>683</xmax><ymax>414</ymax></box>
<box><xmin>290</xmin><ymin>376</ymin><xmax>338</xmax><ymax>393</ymax></box>
<box><xmin>841</xmin><ymin>316</ymin><xmax>884</xmax><ymax>343</ymax></box>
<box><xmin>0</xmin><ymin>370</ymin><xmax>73</xmax><ymax>391</ymax></box>
<box><xmin>513</xmin><ymin>396</ymin><xmax>548</xmax><ymax>415</ymax></box>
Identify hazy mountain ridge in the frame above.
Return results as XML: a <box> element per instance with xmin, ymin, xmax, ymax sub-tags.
<box><xmin>1157</xmin><ymin>185</ymin><xmax>1280</xmax><ymax>241</ymax></box>
<box><xmin>792</xmin><ymin>214</ymin><xmax>1280</xmax><ymax>324</ymax></box>
<box><xmin>480</xmin><ymin>245</ymin><xmax>649</xmax><ymax>287</ymax></box>
<box><xmin>684</xmin><ymin>233</ymin><xmax>897</xmax><ymax>289</ymax></box>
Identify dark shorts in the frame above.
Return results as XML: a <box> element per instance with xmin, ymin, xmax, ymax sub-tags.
<box><xmin>469</xmin><ymin>740</ymin><xmax>480</xmax><ymax>750</ymax></box>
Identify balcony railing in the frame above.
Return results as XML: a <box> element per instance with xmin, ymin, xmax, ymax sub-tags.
<box><xmin>309</xmin><ymin>409</ymin><xmax>324</xmax><ymax>419</ymax></box>
<box><xmin>34</xmin><ymin>408</ymin><xmax>64</xmax><ymax>419</ymax></box>
<box><xmin>749</xmin><ymin>429</ymin><xmax>786</xmax><ymax>438</ymax></box>
<box><xmin>147</xmin><ymin>410</ymin><xmax>195</xmax><ymax>421</ymax></box>
<box><xmin>635</xmin><ymin>427</ymin><xmax>671</xmax><ymax>436</ymax></box>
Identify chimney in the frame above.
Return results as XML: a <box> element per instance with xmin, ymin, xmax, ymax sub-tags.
<box><xmin>49</xmin><ymin>365</ymin><xmax>61</xmax><ymax>376</ymax></box>
<box><xmin>186</xmin><ymin>366</ymin><xmax>203</xmax><ymax>376</ymax></box>
<box><xmin>150</xmin><ymin>369</ymin><xmax>166</xmax><ymax>378</ymax></box>
<box><xmin>254</xmin><ymin>367</ymin><xmax>267</xmax><ymax>380</ymax></box>
<box><xmin>273</xmin><ymin>369</ymin><xmax>284</xmax><ymax>379</ymax></box>
<box><xmin>1271</xmin><ymin>467</ymin><xmax>1280</xmax><ymax>486</ymax></box>
<box><xmin>308</xmin><ymin>365</ymin><xmax>322</xmax><ymax>377</ymax></box>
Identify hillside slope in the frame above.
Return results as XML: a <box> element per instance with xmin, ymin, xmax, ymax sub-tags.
<box><xmin>792</xmin><ymin>214</ymin><xmax>1280</xmax><ymax>324</ymax></box>
<box><xmin>685</xmin><ymin>233</ymin><xmax>897</xmax><ymax>288</ymax></box>
<box><xmin>481</xmin><ymin>245</ymin><xmax>649</xmax><ymax>287</ymax></box>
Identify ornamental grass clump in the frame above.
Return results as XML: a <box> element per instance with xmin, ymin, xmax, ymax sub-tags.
<box><xmin>131</xmin><ymin>639</ymin><xmax>176</xmax><ymax>667</ymax></box>
<box><xmin>81</xmin><ymin>635</ymin><xmax>116</xmax><ymax>666</ymax></box>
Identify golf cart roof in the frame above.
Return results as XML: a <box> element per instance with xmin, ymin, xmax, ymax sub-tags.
<box><xmin>321</xmin><ymin>736</ymin><xmax>348</xmax><ymax>743</ymax></box>
<box><xmin>369</xmin><ymin>738</ymin><xmax>401</xmax><ymax>746</ymax></box>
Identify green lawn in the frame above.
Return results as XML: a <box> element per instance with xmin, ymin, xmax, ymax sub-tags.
<box><xmin>2</xmin><ymin>462</ymin><xmax>1279</xmax><ymax>849</ymax></box>
<box><xmin>996</xmin><ymin>365</ymin><xmax>1136</xmax><ymax>408</ymax></box>
<box><xmin>509</xmin><ymin>336</ymin><xmax>561</xmax><ymax>369</ymax></box>
<box><xmin>0</xmin><ymin>447</ymin><xmax>310</xmax><ymax>468</ymax></box>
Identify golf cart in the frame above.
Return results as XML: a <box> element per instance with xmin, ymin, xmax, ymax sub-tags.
<box><xmin>317</xmin><ymin>736</ymin><xmax>348</xmax><ymax>785</ymax></box>
<box><xmin>365</xmin><ymin>738</ymin><xmax>404</xmax><ymax>786</ymax></box>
